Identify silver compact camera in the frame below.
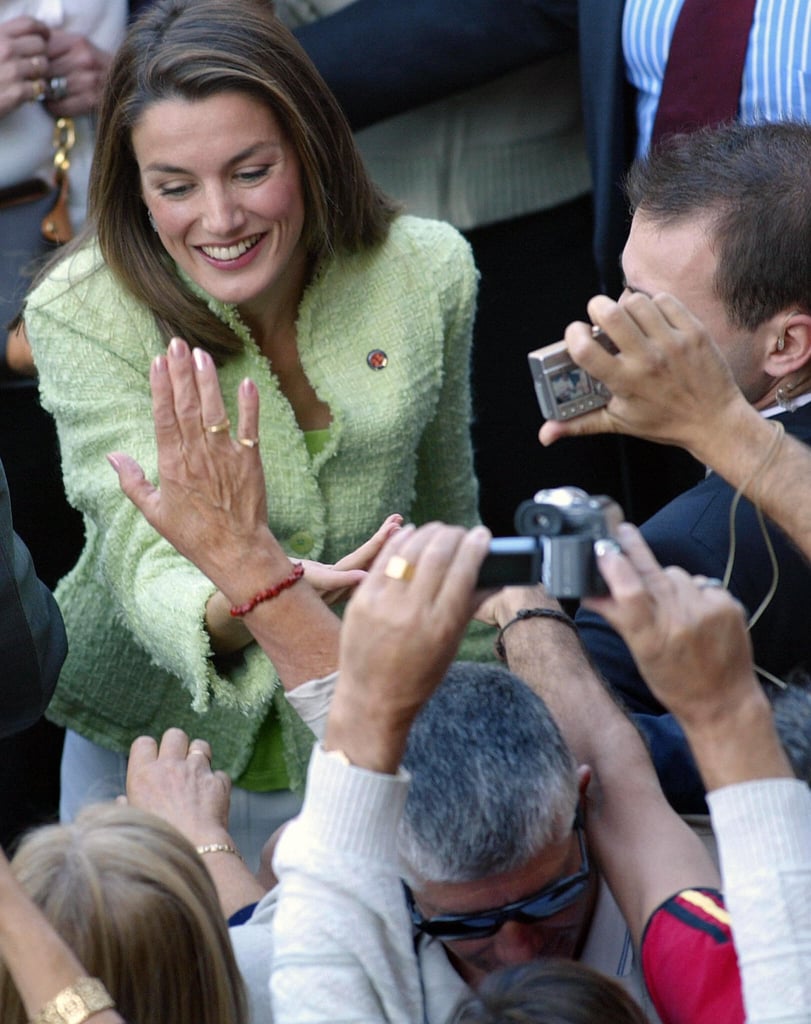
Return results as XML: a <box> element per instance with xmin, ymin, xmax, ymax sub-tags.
<box><xmin>477</xmin><ymin>487</ymin><xmax>623</xmax><ymax>598</ymax></box>
<box><xmin>528</xmin><ymin>327</ymin><xmax>616</xmax><ymax>421</ymax></box>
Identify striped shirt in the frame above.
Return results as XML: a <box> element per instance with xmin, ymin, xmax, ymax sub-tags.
<box><xmin>623</xmin><ymin>0</ymin><xmax>811</xmax><ymax>156</ymax></box>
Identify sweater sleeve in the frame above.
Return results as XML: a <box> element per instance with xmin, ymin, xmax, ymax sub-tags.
<box><xmin>270</xmin><ymin>744</ymin><xmax>424</xmax><ymax>1023</ymax></box>
<box><xmin>641</xmin><ymin>888</ymin><xmax>744</xmax><ymax>1024</ymax></box>
<box><xmin>707</xmin><ymin>779</ymin><xmax>811</xmax><ymax>1024</ymax></box>
<box><xmin>24</xmin><ymin>254</ymin><xmax>267</xmax><ymax>713</ymax></box>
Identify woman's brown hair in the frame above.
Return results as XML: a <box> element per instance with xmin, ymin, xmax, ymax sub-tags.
<box><xmin>86</xmin><ymin>0</ymin><xmax>398</xmax><ymax>357</ymax></box>
<box><xmin>454</xmin><ymin>960</ymin><xmax>649</xmax><ymax>1024</ymax></box>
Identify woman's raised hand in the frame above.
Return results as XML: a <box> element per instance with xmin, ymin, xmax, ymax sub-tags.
<box><xmin>109</xmin><ymin>336</ymin><xmax>276</xmax><ymax>591</ymax></box>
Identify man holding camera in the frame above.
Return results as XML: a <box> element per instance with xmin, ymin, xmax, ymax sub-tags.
<box><xmin>551</xmin><ymin>122</ymin><xmax>811</xmax><ymax>813</ymax></box>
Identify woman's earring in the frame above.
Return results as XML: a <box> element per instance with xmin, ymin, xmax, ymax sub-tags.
<box><xmin>148</xmin><ymin>210</ymin><xmax>158</xmax><ymax>232</ymax></box>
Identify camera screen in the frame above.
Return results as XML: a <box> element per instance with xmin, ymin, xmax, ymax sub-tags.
<box><xmin>549</xmin><ymin>365</ymin><xmax>595</xmax><ymax>404</ymax></box>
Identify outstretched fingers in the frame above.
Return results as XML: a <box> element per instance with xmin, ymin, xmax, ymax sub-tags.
<box><xmin>235</xmin><ymin>377</ymin><xmax>261</xmax><ymax>451</ymax></box>
<box><xmin>333</xmin><ymin>513</ymin><xmax>404</xmax><ymax>572</ymax></box>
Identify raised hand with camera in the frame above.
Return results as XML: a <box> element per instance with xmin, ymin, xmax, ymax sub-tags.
<box><xmin>584</xmin><ymin>521</ymin><xmax>793</xmax><ymax>790</ymax></box>
<box><xmin>539</xmin><ymin>292</ymin><xmax>743</xmax><ymax>455</ymax></box>
<box><xmin>537</xmin><ymin>290</ymin><xmax>811</xmax><ymax>570</ymax></box>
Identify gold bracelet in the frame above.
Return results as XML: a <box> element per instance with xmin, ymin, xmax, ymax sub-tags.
<box><xmin>196</xmin><ymin>842</ymin><xmax>244</xmax><ymax>861</ymax></box>
<box><xmin>33</xmin><ymin>977</ymin><xmax>115</xmax><ymax>1024</ymax></box>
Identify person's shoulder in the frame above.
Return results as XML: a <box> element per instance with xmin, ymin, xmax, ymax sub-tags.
<box><xmin>387</xmin><ymin>215</ymin><xmax>473</xmax><ymax>263</ymax></box>
<box><xmin>640</xmin><ymin>477</ymin><xmax>730</xmax><ymax>548</ymax></box>
<box><xmin>383</xmin><ymin>216</ymin><xmax>477</xmax><ymax>305</ymax></box>
<box><xmin>314</xmin><ymin>216</ymin><xmax>476</xmax><ymax>324</ymax></box>
<box><xmin>27</xmin><ymin>241</ymin><xmax>121</xmax><ymax>309</ymax></box>
<box><xmin>26</xmin><ymin>240</ymin><xmax>151</xmax><ymax>334</ymax></box>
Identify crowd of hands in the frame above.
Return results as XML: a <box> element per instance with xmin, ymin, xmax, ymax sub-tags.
<box><xmin>0</xmin><ymin>289</ymin><xmax>800</xmax><ymax>1020</ymax></box>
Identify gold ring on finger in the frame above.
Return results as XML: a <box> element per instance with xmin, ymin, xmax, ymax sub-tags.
<box><xmin>205</xmin><ymin>418</ymin><xmax>231</xmax><ymax>434</ymax></box>
<box><xmin>237</xmin><ymin>437</ymin><xmax>260</xmax><ymax>449</ymax></box>
<box><xmin>31</xmin><ymin>78</ymin><xmax>46</xmax><ymax>102</ymax></box>
<box><xmin>384</xmin><ymin>554</ymin><xmax>416</xmax><ymax>581</ymax></box>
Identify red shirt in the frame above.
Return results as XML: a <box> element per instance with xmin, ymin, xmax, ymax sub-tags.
<box><xmin>641</xmin><ymin>888</ymin><xmax>745</xmax><ymax>1024</ymax></box>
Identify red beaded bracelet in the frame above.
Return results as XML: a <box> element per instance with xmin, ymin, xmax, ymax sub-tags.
<box><xmin>229</xmin><ymin>563</ymin><xmax>305</xmax><ymax>617</ymax></box>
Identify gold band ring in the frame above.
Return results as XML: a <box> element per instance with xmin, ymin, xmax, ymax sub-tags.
<box><xmin>237</xmin><ymin>437</ymin><xmax>260</xmax><ymax>449</ymax></box>
<box><xmin>205</xmin><ymin>419</ymin><xmax>231</xmax><ymax>434</ymax></box>
<box><xmin>384</xmin><ymin>554</ymin><xmax>416</xmax><ymax>582</ymax></box>
<box><xmin>31</xmin><ymin>78</ymin><xmax>46</xmax><ymax>101</ymax></box>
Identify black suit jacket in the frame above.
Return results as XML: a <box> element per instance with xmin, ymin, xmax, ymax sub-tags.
<box><xmin>0</xmin><ymin>460</ymin><xmax>66</xmax><ymax>737</ymax></box>
<box><xmin>577</xmin><ymin>404</ymin><xmax>811</xmax><ymax>811</ymax></box>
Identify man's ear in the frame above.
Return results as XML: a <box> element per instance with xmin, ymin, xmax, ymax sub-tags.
<box><xmin>764</xmin><ymin>309</ymin><xmax>811</xmax><ymax>377</ymax></box>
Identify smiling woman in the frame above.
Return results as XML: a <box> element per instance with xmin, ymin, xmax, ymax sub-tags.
<box><xmin>21</xmin><ymin>0</ymin><xmax>491</xmax><ymax>866</ymax></box>
<box><xmin>133</xmin><ymin>95</ymin><xmax>309</xmax><ymax>339</ymax></box>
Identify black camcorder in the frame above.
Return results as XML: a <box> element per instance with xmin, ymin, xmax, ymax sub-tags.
<box><xmin>477</xmin><ymin>487</ymin><xmax>623</xmax><ymax>598</ymax></box>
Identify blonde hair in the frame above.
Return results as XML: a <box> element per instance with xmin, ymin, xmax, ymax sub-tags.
<box><xmin>0</xmin><ymin>804</ymin><xmax>247</xmax><ymax>1024</ymax></box>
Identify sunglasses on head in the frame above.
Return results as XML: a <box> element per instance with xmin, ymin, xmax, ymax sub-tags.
<box><xmin>403</xmin><ymin>809</ymin><xmax>590</xmax><ymax>943</ymax></box>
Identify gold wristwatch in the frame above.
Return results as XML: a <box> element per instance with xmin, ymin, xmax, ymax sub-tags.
<box><xmin>34</xmin><ymin>977</ymin><xmax>115</xmax><ymax>1024</ymax></box>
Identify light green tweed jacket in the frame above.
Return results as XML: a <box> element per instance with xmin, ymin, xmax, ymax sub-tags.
<box><xmin>25</xmin><ymin>215</ymin><xmax>493</xmax><ymax>788</ymax></box>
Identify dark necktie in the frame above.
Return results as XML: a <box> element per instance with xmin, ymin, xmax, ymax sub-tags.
<box><xmin>651</xmin><ymin>0</ymin><xmax>758</xmax><ymax>146</ymax></box>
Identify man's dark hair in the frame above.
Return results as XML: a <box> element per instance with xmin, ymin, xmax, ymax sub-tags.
<box><xmin>453</xmin><ymin>961</ymin><xmax>648</xmax><ymax>1024</ymax></box>
<box><xmin>625</xmin><ymin>121</ymin><xmax>811</xmax><ymax>330</ymax></box>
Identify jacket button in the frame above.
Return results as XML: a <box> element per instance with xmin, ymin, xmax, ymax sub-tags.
<box><xmin>289</xmin><ymin>530</ymin><xmax>314</xmax><ymax>556</ymax></box>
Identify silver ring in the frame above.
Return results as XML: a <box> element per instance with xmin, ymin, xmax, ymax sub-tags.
<box><xmin>49</xmin><ymin>76</ymin><xmax>68</xmax><ymax>101</ymax></box>
<box><xmin>697</xmin><ymin>577</ymin><xmax>724</xmax><ymax>590</ymax></box>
